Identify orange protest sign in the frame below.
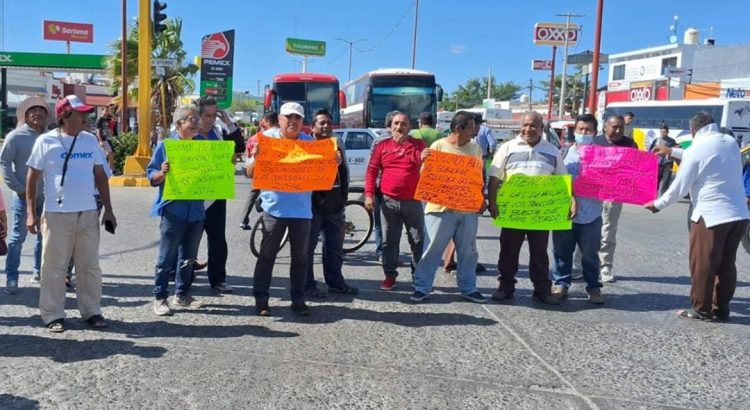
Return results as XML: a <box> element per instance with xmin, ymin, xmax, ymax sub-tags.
<box><xmin>252</xmin><ymin>135</ymin><xmax>338</xmax><ymax>192</ymax></box>
<box><xmin>414</xmin><ymin>150</ymin><xmax>485</xmax><ymax>212</ymax></box>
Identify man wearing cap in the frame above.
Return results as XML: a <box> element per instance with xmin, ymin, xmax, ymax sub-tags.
<box><xmin>246</xmin><ymin>102</ymin><xmax>321</xmax><ymax>316</ymax></box>
<box><xmin>25</xmin><ymin>95</ymin><xmax>117</xmax><ymax>332</ymax></box>
<box><xmin>1</xmin><ymin>96</ymin><xmax>48</xmax><ymax>294</ymax></box>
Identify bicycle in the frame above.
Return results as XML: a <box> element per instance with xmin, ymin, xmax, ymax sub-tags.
<box><xmin>250</xmin><ymin>199</ymin><xmax>373</xmax><ymax>257</ymax></box>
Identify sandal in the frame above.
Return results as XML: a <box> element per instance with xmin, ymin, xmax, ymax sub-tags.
<box><xmin>85</xmin><ymin>314</ymin><xmax>109</xmax><ymax>328</ymax></box>
<box><xmin>47</xmin><ymin>319</ymin><xmax>65</xmax><ymax>333</ymax></box>
<box><xmin>676</xmin><ymin>309</ymin><xmax>716</xmax><ymax>322</ymax></box>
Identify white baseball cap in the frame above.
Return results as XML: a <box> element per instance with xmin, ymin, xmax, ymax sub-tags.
<box><xmin>279</xmin><ymin>102</ymin><xmax>304</xmax><ymax>119</ymax></box>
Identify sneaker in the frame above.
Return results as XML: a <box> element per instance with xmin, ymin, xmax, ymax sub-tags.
<box><xmin>475</xmin><ymin>264</ymin><xmax>487</xmax><ymax>273</ymax></box>
<box><xmin>587</xmin><ymin>290</ymin><xmax>605</xmax><ymax>305</ymax></box>
<box><xmin>328</xmin><ymin>285</ymin><xmax>359</xmax><ymax>295</ymax></box>
<box><xmin>380</xmin><ymin>277</ymin><xmax>396</xmax><ymax>291</ymax></box>
<box><xmin>600</xmin><ymin>270</ymin><xmax>616</xmax><ymax>283</ymax></box>
<box><xmin>533</xmin><ymin>293</ymin><xmax>561</xmax><ymax>305</ymax></box>
<box><xmin>552</xmin><ymin>286</ymin><xmax>568</xmax><ymax>299</ymax></box>
<box><xmin>212</xmin><ymin>283</ymin><xmax>234</xmax><ymax>293</ymax></box>
<box><xmin>461</xmin><ymin>291</ymin><xmax>487</xmax><ymax>304</ymax></box>
<box><xmin>410</xmin><ymin>291</ymin><xmax>429</xmax><ymax>302</ymax></box>
<box><xmin>305</xmin><ymin>287</ymin><xmax>327</xmax><ymax>298</ymax></box>
<box><xmin>491</xmin><ymin>288</ymin><xmax>513</xmax><ymax>301</ymax></box>
<box><xmin>153</xmin><ymin>298</ymin><xmax>172</xmax><ymax>316</ymax></box>
<box><xmin>256</xmin><ymin>302</ymin><xmax>271</xmax><ymax>317</ymax></box>
<box><xmin>5</xmin><ymin>280</ymin><xmax>18</xmax><ymax>295</ymax></box>
<box><xmin>30</xmin><ymin>272</ymin><xmax>41</xmax><ymax>284</ymax></box>
<box><xmin>172</xmin><ymin>294</ymin><xmax>203</xmax><ymax>309</ymax></box>
<box><xmin>239</xmin><ymin>223</ymin><xmax>252</xmax><ymax>231</ymax></box>
<box><xmin>291</xmin><ymin>302</ymin><xmax>311</xmax><ymax>316</ymax></box>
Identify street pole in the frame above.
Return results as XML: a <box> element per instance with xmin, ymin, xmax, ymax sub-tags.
<box><xmin>136</xmin><ymin>0</ymin><xmax>151</xmax><ymax>157</ymax></box>
<box><xmin>1</xmin><ymin>68</ymin><xmax>6</xmax><ymax>138</ymax></box>
<box><xmin>581</xmin><ymin>67</ymin><xmax>590</xmax><ymax>114</ymax></box>
<box><xmin>588</xmin><ymin>0</ymin><xmax>604</xmax><ymax>115</ymax></box>
<box><xmin>411</xmin><ymin>0</ymin><xmax>419</xmax><ymax>69</ymax></box>
<box><xmin>336</xmin><ymin>38</ymin><xmax>366</xmax><ymax>82</ymax></box>
<box><xmin>557</xmin><ymin>12</ymin><xmax>584</xmax><ymax>119</ymax></box>
<box><xmin>528</xmin><ymin>78</ymin><xmax>533</xmax><ymax>111</ymax></box>
<box><xmin>487</xmin><ymin>66</ymin><xmax>492</xmax><ymax>99</ymax></box>
<box><xmin>120</xmin><ymin>0</ymin><xmax>128</xmax><ymax>133</ymax></box>
<box><xmin>547</xmin><ymin>45</ymin><xmax>557</xmax><ymax>122</ymax></box>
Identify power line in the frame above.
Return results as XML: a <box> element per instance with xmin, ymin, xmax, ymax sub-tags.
<box><xmin>356</xmin><ymin>0</ymin><xmax>416</xmax><ymax>53</ymax></box>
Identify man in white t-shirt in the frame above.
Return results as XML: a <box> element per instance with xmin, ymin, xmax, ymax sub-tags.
<box><xmin>25</xmin><ymin>95</ymin><xmax>117</xmax><ymax>333</ymax></box>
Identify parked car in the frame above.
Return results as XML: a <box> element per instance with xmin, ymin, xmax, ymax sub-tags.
<box><xmin>333</xmin><ymin>128</ymin><xmax>381</xmax><ymax>183</ymax></box>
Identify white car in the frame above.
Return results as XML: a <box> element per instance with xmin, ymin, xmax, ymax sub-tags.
<box><xmin>333</xmin><ymin>128</ymin><xmax>380</xmax><ymax>183</ymax></box>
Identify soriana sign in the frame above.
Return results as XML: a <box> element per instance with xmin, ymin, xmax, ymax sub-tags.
<box><xmin>43</xmin><ymin>20</ymin><xmax>93</xmax><ymax>43</ymax></box>
<box><xmin>534</xmin><ymin>23</ymin><xmax>579</xmax><ymax>46</ymax></box>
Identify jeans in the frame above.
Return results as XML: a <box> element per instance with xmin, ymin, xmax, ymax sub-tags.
<box><xmin>373</xmin><ymin>191</ymin><xmax>383</xmax><ymax>257</ymax></box>
<box><xmin>153</xmin><ymin>211</ymin><xmax>203</xmax><ymax>300</ymax></box>
<box><xmin>413</xmin><ymin>212</ymin><xmax>479</xmax><ymax>295</ymax></box>
<box><xmin>204</xmin><ymin>200</ymin><xmax>228</xmax><ymax>287</ymax></box>
<box><xmin>5</xmin><ymin>194</ymin><xmax>44</xmax><ymax>282</ymax></box>
<box><xmin>306</xmin><ymin>208</ymin><xmax>347</xmax><ymax>290</ymax></box>
<box><xmin>380</xmin><ymin>195</ymin><xmax>424</xmax><ymax>279</ymax></box>
<box><xmin>552</xmin><ymin>217</ymin><xmax>603</xmax><ymax>291</ymax></box>
<box><xmin>252</xmin><ymin>212</ymin><xmax>311</xmax><ymax>304</ymax></box>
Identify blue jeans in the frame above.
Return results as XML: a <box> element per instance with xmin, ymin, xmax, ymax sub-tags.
<box><xmin>413</xmin><ymin>211</ymin><xmax>479</xmax><ymax>295</ymax></box>
<box><xmin>5</xmin><ymin>194</ymin><xmax>43</xmax><ymax>282</ymax></box>
<box><xmin>306</xmin><ymin>208</ymin><xmax>347</xmax><ymax>289</ymax></box>
<box><xmin>153</xmin><ymin>211</ymin><xmax>204</xmax><ymax>299</ymax></box>
<box><xmin>552</xmin><ymin>217</ymin><xmax>603</xmax><ymax>291</ymax></box>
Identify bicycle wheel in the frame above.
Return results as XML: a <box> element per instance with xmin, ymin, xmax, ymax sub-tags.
<box><xmin>742</xmin><ymin>222</ymin><xmax>750</xmax><ymax>255</ymax></box>
<box><xmin>342</xmin><ymin>200</ymin><xmax>373</xmax><ymax>253</ymax></box>
<box><xmin>250</xmin><ymin>217</ymin><xmax>290</xmax><ymax>258</ymax></box>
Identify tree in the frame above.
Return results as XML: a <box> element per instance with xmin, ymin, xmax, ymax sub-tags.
<box><xmin>442</xmin><ymin>77</ymin><xmax>521</xmax><ymax>110</ymax></box>
<box><xmin>539</xmin><ymin>66</ymin><xmax>588</xmax><ymax>116</ymax></box>
<box><xmin>106</xmin><ymin>18</ymin><xmax>199</xmax><ymax>132</ymax></box>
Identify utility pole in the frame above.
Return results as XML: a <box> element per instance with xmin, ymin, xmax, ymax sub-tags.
<box><xmin>547</xmin><ymin>45</ymin><xmax>557</xmax><ymax>122</ymax></box>
<box><xmin>411</xmin><ymin>0</ymin><xmax>419</xmax><ymax>69</ymax></box>
<box><xmin>487</xmin><ymin>67</ymin><xmax>492</xmax><ymax>99</ymax></box>
<box><xmin>588</xmin><ymin>0</ymin><xmax>604</xmax><ymax>115</ymax></box>
<box><xmin>528</xmin><ymin>78</ymin><xmax>533</xmax><ymax>111</ymax></box>
<box><xmin>120</xmin><ymin>0</ymin><xmax>128</xmax><ymax>133</ymax></box>
<box><xmin>336</xmin><ymin>38</ymin><xmax>366</xmax><ymax>82</ymax></box>
<box><xmin>556</xmin><ymin>12</ymin><xmax>584</xmax><ymax>119</ymax></box>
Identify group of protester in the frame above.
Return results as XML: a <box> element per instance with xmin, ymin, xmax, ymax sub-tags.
<box><xmin>3</xmin><ymin>94</ymin><xmax>749</xmax><ymax>332</ymax></box>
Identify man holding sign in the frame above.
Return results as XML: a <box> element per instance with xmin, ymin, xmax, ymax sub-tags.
<box><xmin>488</xmin><ymin>112</ymin><xmax>572</xmax><ymax>305</ymax></box>
<box><xmin>410</xmin><ymin>111</ymin><xmax>487</xmax><ymax>303</ymax></box>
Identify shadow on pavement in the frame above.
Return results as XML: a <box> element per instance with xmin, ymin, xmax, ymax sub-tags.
<box><xmin>275</xmin><ymin>304</ymin><xmax>497</xmax><ymax>327</ymax></box>
<box><xmin>0</xmin><ymin>393</ymin><xmax>40</xmax><ymax>409</ymax></box>
<box><xmin>0</xmin><ymin>334</ymin><xmax>167</xmax><ymax>363</ymax></box>
<box><xmin>618</xmin><ymin>275</ymin><xmax>750</xmax><ymax>287</ymax></box>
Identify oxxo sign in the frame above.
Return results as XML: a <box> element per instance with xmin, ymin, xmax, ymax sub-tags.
<box><xmin>630</xmin><ymin>84</ymin><xmax>653</xmax><ymax>102</ymax></box>
<box><xmin>533</xmin><ymin>23</ymin><xmax>579</xmax><ymax>46</ymax></box>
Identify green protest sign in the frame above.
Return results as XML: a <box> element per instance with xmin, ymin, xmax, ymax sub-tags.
<box><xmin>493</xmin><ymin>174</ymin><xmax>572</xmax><ymax>230</ymax></box>
<box><xmin>163</xmin><ymin>140</ymin><xmax>235</xmax><ymax>200</ymax></box>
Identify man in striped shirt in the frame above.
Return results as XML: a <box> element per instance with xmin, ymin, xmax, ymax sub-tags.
<box><xmin>488</xmin><ymin>112</ymin><xmax>573</xmax><ymax>305</ymax></box>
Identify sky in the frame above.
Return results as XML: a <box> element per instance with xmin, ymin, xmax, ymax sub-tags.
<box><xmin>4</xmin><ymin>0</ymin><xmax>749</xmax><ymax>99</ymax></box>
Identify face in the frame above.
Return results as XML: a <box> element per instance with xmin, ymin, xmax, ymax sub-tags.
<box><xmin>660</xmin><ymin>128</ymin><xmax>669</xmax><ymax>138</ymax></box>
<box><xmin>198</xmin><ymin>104</ymin><xmax>217</xmax><ymax>134</ymax></box>
<box><xmin>390</xmin><ymin>114</ymin><xmax>410</xmax><ymax>136</ymax></box>
<box><xmin>604</xmin><ymin>117</ymin><xmax>625</xmax><ymax>142</ymax></box>
<box><xmin>178</xmin><ymin>110</ymin><xmax>200</xmax><ymax>139</ymax></box>
<box><xmin>312</xmin><ymin>114</ymin><xmax>333</xmax><ymax>138</ymax></box>
<box><xmin>259</xmin><ymin>118</ymin><xmax>269</xmax><ymax>131</ymax></box>
<box><xmin>63</xmin><ymin>110</ymin><xmax>88</xmax><ymax>134</ymax></box>
<box><xmin>624</xmin><ymin>115</ymin><xmax>633</xmax><ymax>125</ymax></box>
<box><xmin>520</xmin><ymin>113</ymin><xmax>543</xmax><ymax>145</ymax></box>
<box><xmin>25</xmin><ymin>106</ymin><xmax>47</xmax><ymax>130</ymax></box>
<box><xmin>279</xmin><ymin>114</ymin><xmax>303</xmax><ymax>138</ymax></box>
<box><xmin>457</xmin><ymin>119</ymin><xmax>476</xmax><ymax>145</ymax></box>
<box><xmin>574</xmin><ymin>121</ymin><xmax>596</xmax><ymax>136</ymax></box>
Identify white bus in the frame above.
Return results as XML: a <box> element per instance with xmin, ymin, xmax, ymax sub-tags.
<box><xmin>604</xmin><ymin>99</ymin><xmax>750</xmax><ymax>150</ymax></box>
<box><xmin>341</xmin><ymin>68</ymin><xmax>443</xmax><ymax>129</ymax></box>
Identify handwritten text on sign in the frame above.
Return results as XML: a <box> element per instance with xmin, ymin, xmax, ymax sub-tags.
<box><xmin>253</xmin><ymin>135</ymin><xmax>338</xmax><ymax>192</ymax></box>
<box><xmin>573</xmin><ymin>145</ymin><xmax>657</xmax><ymax>205</ymax></box>
<box><xmin>494</xmin><ymin>174</ymin><xmax>572</xmax><ymax>231</ymax></box>
<box><xmin>414</xmin><ymin>150</ymin><xmax>484</xmax><ymax>212</ymax></box>
<box><xmin>163</xmin><ymin>140</ymin><xmax>235</xmax><ymax>200</ymax></box>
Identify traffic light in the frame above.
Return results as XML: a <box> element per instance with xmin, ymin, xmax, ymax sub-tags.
<box><xmin>153</xmin><ymin>1</ymin><xmax>167</xmax><ymax>36</ymax></box>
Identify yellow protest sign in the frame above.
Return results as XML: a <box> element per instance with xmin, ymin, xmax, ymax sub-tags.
<box><xmin>414</xmin><ymin>150</ymin><xmax>484</xmax><ymax>212</ymax></box>
<box><xmin>493</xmin><ymin>174</ymin><xmax>572</xmax><ymax>230</ymax></box>
<box><xmin>253</xmin><ymin>135</ymin><xmax>338</xmax><ymax>192</ymax></box>
<box><xmin>162</xmin><ymin>140</ymin><xmax>235</xmax><ymax>200</ymax></box>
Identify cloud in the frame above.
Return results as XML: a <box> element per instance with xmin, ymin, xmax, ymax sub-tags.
<box><xmin>450</xmin><ymin>45</ymin><xmax>467</xmax><ymax>55</ymax></box>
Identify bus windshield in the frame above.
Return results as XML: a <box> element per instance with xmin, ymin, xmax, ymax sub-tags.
<box><xmin>371</xmin><ymin>87</ymin><xmax>435</xmax><ymax>128</ymax></box>
<box><xmin>274</xmin><ymin>81</ymin><xmax>340</xmax><ymax>124</ymax></box>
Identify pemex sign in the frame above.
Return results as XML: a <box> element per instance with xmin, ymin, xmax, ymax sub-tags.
<box><xmin>199</xmin><ymin>30</ymin><xmax>235</xmax><ymax>109</ymax></box>
<box><xmin>285</xmin><ymin>38</ymin><xmax>326</xmax><ymax>57</ymax></box>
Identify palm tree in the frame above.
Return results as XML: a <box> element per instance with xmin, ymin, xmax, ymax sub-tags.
<box><xmin>106</xmin><ymin>18</ymin><xmax>199</xmax><ymax>133</ymax></box>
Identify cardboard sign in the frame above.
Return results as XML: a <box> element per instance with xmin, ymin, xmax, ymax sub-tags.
<box><xmin>573</xmin><ymin>145</ymin><xmax>658</xmax><ymax>205</ymax></box>
<box><xmin>494</xmin><ymin>174</ymin><xmax>572</xmax><ymax>231</ymax></box>
<box><xmin>252</xmin><ymin>135</ymin><xmax>338</xmax><ymax>192</ymax></box>
<box><xmin>414</xmin><ymin>150</ymin><xmax>484</xmax><ymax>212</ymax></box>
<box><xmin>163</xmin><ymin>140</ymin><xmax>235</xmax><ymax>200</ymax></box>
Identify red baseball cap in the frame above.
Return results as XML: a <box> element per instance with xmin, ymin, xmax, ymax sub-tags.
<box><xmin>55</xmin><ymin>95</ymin><xmax>94</xmax><ymax>117</ymax></box>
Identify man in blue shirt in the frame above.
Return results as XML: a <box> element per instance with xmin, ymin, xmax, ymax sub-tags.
<box><xmin>246</xmin><ymin>102</ymin><xmax>319</xmax><ymax>316</ymax></box>
<box><xmin>147</xmin><ymin>104</ymin><xmax>206</xmax><ymax>316</ymax></box>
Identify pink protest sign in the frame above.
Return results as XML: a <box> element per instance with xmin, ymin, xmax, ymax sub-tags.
<box><xmin>573</xmin><ymin>145</ymin><xmax>658</xmax><ymax>205</ymax></box>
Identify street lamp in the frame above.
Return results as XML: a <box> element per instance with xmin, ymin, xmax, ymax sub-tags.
<box><xmin>336</xmin><ymin>38</ymin><xmax>366</xmax><ymax>81</ymax></box>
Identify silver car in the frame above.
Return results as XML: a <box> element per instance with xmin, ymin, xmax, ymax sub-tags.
<box><xmin>333</xmin><ymin>128</ymin><xmax>380</xmax><ymax>183</ymax></box>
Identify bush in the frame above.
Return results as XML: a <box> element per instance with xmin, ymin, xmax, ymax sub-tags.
<box><xmin>110</xmin><ymin>132</ymin><xmax>139</xmax><ymax>175</ymax></box>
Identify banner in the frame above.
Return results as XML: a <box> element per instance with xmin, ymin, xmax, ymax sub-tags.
<box><xmin>44</xmin><ymin>20</ymin><xmax>94</xmax><ymax>43</ymax></box>
<box><xmin>200</xmin><ymin>29</ymin><xmax>235</xmax><ymax>109</ymax></box>
<box><xmin>414</xmin><ymin>151</ymin><xmax>484</xmax><ymax>212</ymax></box>
<box><xmin>252</xmin><ymin>135</ymin><xmax>338</xmax><ymax>192</ymax></box>
<box><xmin>494</xmin><ymin>174</ymin><xmax>572</xmax><ymax>231</ymax></box>
<box><xmin>573</xmin><ymin>145</ymin><xmax>658</xmax><ymax>205</ymax></box>
<box><xmin>162</xmin><ymin>140</ymin><xmax>235</xmax><ymax>200</ymax></box>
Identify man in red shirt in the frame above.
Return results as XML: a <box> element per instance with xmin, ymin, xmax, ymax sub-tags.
<box><xmin>365</xmin><ymin>111</ymin><xmax>426</xmax><ymax>290</ymax></box>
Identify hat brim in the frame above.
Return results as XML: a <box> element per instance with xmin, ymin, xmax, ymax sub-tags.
<box><xmin>71</xmin><ymin>104</ymin><xmax>95</xmax><ymax>114</ymax></box>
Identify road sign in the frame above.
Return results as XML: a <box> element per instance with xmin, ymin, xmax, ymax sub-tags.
<box><xmin>285</xmin><ymin>38</ymin><xmax>326</xmax><ymax>56</ymax></box>
<box><xmin>533</xmin><ymin>23</ymin><xmax>579</xmax><ymax>46</ymax></box>
<box><xmin>156</xmin><ymin>67</ymin><xmax>166</xmax><ymax>76</ymax></box>
<box><xmin>567</xmin><ymin>50</ymin><xmax>609</xmax><ymax>65</ymax></box>
<box><xmin>532</xmin><ymin>59</ymin><xmax>553</xmax><ymax>71</ymax></box>
<box><xmin>663</xmin><ymin>67</ymin><xmax>686</xmax><ymax>77</ymax></box>
<box><xmin>152</xmin><ymin>58</ymin><xmax>176</xmax><ymax>67</ymax></box>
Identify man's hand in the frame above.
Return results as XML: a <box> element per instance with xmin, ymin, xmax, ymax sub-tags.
<box><xmin>364</xmin><ymin>196</ymin><xmax>374</xmax><ymax>212</ymax></box>
<box><xmin>335</xmin><ymin>151</ymin><xmax>342</xmax><ymax>165</ymax></box>
<box><xmin>391</xmin><ymin>131</ymin><xmax>406</xmax><ymax>143</ymax></box>
<box><xmin>477</xmin><ymin>200</ymin><xmax>488</xmax><ymax>215</ymax></box>
<box><xmin>27</xmin><ymin>213</ymin><xmax>39</xmax><ymax>235</ymax></box>
<box><xmin>488</xmin><ymin>202</ymin><xmax>499</xmax><ymax>219</ymax></box>
<box><xmin>102</xmin><ymin>209</ymin><xmax>117</xmax><ymax>232</ymax></box>
<box><xmin>569</xmin><ymin>197</ymin><xmax>578</xmax><ymax>220</ymax></box>
<box><xmin>420</xmin><ymin>148</ymin><xmax>432</xmax><ymax>161</ymax></box>
<box><xmin>644</xmin><ymin>200</ymin><xmax>659</xmax><ymax>213</ymax></box>
<box><xmin>652</xmin><ymin>145</ymin><xmax>673</xmax><ymax>157</ymax></box>
<box><xmin>161</xmin><ymin>161</ymin><xmax>170</xmax><ymax>174</ymax></box>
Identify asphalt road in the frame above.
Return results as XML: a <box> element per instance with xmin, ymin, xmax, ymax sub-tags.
<box><xmin>1</xmin><ymin>175</ymin><xmax>749</xmax><ymax>409</ymax></box>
